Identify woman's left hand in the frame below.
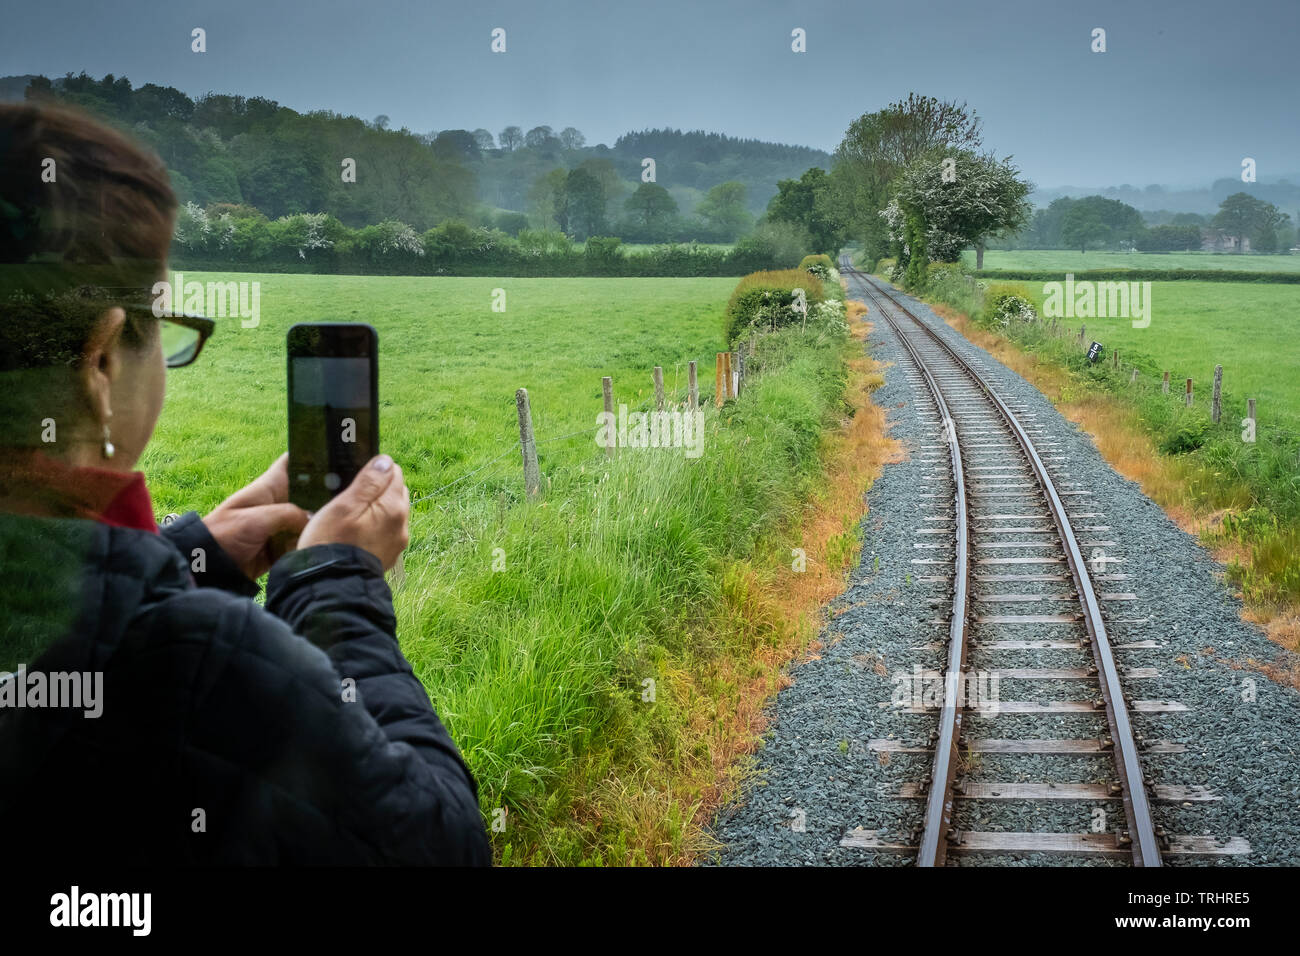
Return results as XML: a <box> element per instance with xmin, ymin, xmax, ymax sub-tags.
<box><xmin>203</xmin><ymin>454</ymin><xmax>311</xmax><ymax>580</ymax></box>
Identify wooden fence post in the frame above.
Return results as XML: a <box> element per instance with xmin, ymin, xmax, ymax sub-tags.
<box><xmin>1129</xmin><ymin>368</ymin><xmax>1138</xmax><ymax>385</ymax></box>
<box><xmin>653</xmin><ymin>366</ymin><xmax>664</xmax><ymax>411</ymax></box>
<box><xmin>1211</xmin><ymin>365</ymin><xmax>1223</xmax><ymax>423</ymax></box>
<box><xmin>730</xmin><ymin>350</ymin><xmax>739</xmax><ymax>398</ymax></box>
<box><xmin>1162</xmin><ymin>371</ymin><xmax>1170</xmax><ymax>395</ymax></box>
<box><xmin>736</xmin><ymin>347</ymin><xmax>746</xmax><ymax>397</ymax></box>
<box><xmin>515</xmin><ymin>388</ymin><xmax>541</xmax><ymax>499</ymax></box>
<box><xmin>1112</xmin><ymin>349</ymin><xmax>1119</xmax><ymax>370</ymax></box>
<box><xmin>715</xmin><ymin>353</ymin><xmax>726</xmax><ymax>407</ymax></box>
<box><xmin>1185</xmin><ymin>378</ymin><xmax>1194</xmax><ymax>408</ymax></box>
<box><xmin>1248</xmin><ymin>398</ymin><xmax>1257</xmax><ymax>429</ymax></box>
<box><xmin>688</xmin><ymin>360</ymin><xmax>698</xmax><ymax>410</ymax></box>
<box><xmin>602</xmin><ymin>376</ymin><xmax>615</xmax><ymax>456</ymax></box>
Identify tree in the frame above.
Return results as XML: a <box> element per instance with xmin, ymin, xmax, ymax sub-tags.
<box><xmin>527</xmin><ymin>168</ymin><xmax>569</xmax><ymax>231</ymax></box>
<box><xmin>1136</xmin><ymin>224</ymin><xmax>1202</xmax><ymax>252</ymax></box>
<box><xmin>765</xmin><ymin>167</ymin><xmax>846</xmax><ymax>255</ymax></box>
<box><xmin>624</xmin><ymin>182</ymin><xmax>678</xmax><ymax>235</ymax></box>
<box><xmin>564</xmin><ymin>167</ymin><xmax>606</xmax><ymax>240</ymax></box>
<box><xmin>891</xmin><ymin>151</ymin><xmax>1032</xmax><ymax>268</ymax></box>
<box><xmin>833</xmin><ymin>94</ymin><xmax>983</xmax><ymax>260</ymax></box>
<box><xmin>372</xmin><ymin>114</ymin><xmax>390</xmax><ymax>131</ymax></box>
<box><xmin>696</xmin><ymin>181</ymin><xmax>752</xmax><ymax>240</ymax></box>
<box><xmin>431</xmin><ymin>130</ymin><xmax>479</xmax><ymax>162</ymax></box>
<box><xmin>559</xmin><ymin>127</ymin><xmax>586</xmax><ymax>150</ymax></box>
<box><xmin>472</xmin><ymin>128</ymin><xmax>495</xmax><ymax>151</ymax></box>
<box><xmin>575</xmin><ymin>158</ymin><xmax>623</xmax><ymax>221</ymax></box>
<box><xmin>524</xmin><ymin>125</ymin><xmax>555</xmax><ymax>149</ymax></box>
<box><xmin>499</xmin><ymin>125</ymin><xmax>523</xmax><ymax>151</ymax></box>
<box><xmin>1213</xmin><ymin>192</ymin><xmax>1288</xmax><ymax>253</ymax></box>
<box><xmin>1060</xmin><ymin>204</ymin><xmax>1111</xmax><ymax>253</ymax></box>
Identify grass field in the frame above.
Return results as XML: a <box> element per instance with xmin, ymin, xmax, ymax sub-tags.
<box><xmin>140</xmin><ymin>271</ymin><xmax>857</xmax><ymax>863</ymax></box>
<box><xmin>144</xmin><ymin>274</ymin><xmax>735</xmax><ymax>513</ymax></box>
<box><xmin>1039</xmin><ymin>282</ymin><xmax>1300</xmax><ymax>434</ymax></box>
<box><xmin>962</xmin><ymin>249</ymin><xmax>1300</xmax><ymax>273</ymax></box>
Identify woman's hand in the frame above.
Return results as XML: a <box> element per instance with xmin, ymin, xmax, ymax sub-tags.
<box><xmin>203</xmin><ymin>454</ymin><xmax>310</xmax><ymax>580</ymax></box>
<box><xmin>297</xmin><ymin>454</ymin><xmax>410</xmax><ymax>571</ymax></box>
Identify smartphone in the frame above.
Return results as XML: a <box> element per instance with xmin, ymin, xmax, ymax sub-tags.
<box><xmin>287</xmin><ymin>323</ymin><xmax>379</xmax><ymax>512</ymax></box>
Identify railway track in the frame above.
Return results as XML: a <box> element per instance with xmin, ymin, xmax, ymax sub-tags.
<box><xmin>836</xmin><ymin>258</ymin><xmax>1249</xmax><ymax>866</ymax></box>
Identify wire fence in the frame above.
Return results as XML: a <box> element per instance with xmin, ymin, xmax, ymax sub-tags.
<box><xmin>405</xmin><ymin>350</ymin><xmax>753</xmax><ymax>517</ymax></box>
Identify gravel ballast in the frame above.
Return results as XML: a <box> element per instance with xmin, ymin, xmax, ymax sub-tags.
<box><xmin>707</xmin><ymin>274</ymin><xmax>1300</xmax><ymax>867</ymax></box>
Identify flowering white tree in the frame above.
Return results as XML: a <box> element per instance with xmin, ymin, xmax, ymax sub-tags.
<box><xmin>174</xmin><ymin>202</ymin><xmax>234</xmax><ymax>253</ymax></box>
<box><xmin>893</xmin><ymin>151</ymin><xmax>1032</xmax><ymax>269</ymax></box>
<box><xmin>373</xmin><ymin>220</ymin><xmax>425</xmax><ymax>257</ymax></box>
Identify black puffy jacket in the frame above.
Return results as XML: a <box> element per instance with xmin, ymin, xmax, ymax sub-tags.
<box><xmin>0</xmin><ymin>510</ymin><xmax>490</xmax><ymax>865</ymax></box>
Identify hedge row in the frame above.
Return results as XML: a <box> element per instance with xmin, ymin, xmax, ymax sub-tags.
<box><xmin>169</xmin><ymin>245</ymin><xmax>787</xmax><ymax>278</ymax></box>
<box><xmin>975</xmin><ymin>268</ymin><xmax>1300</xmax><ymax>284</ymax></box>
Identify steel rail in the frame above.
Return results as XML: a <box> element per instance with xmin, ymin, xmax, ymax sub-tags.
<box><xmin>840</xmin><ymin>259</ymin><xmax>1162</xmax><ymax>866</ymax></box>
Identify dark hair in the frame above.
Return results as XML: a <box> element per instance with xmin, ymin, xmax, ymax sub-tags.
<box><xmin>0</xmin><ymin>101</ymin><xmax>177</xmax><ymax>371</ymax></box>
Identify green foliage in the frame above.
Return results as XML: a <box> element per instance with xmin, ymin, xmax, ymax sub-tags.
<box><xmin>766</xmin><ymin>168</ymin><xmax>846</xmax><ymax>254</ymax></box>
<box><xmin>1214</xmin><ymin>192</ymin><xmax>1290</xmax><ymax>251</ymax></box>
<box><xmin>798</xmin><ymin>254</ymin><xmax>835</xmax><ymax>276</ymax></box>
<box><xmin>695</xmin><ymin>182</ymin><xmax>753</xmax><ymax>241</ymax></box>
<box><xmin>1159</xmin><ymin>413</ymin><xmax>1210</xmax><ymax>455</ymax></box>
<box><xmin>724</xmin><ymin>269</ymin><xmax>827</xmax><ymax>344</ymax></box>
<box><xmin>1136</xmin><ymin>224</ymin><xmax>1202</xmax><ymax>252</ymax></box>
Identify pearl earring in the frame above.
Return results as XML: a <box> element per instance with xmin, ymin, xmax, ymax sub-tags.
<box><xmin>102</xmin><ymin>423</ymin><xmax>115</xmax><ymax>460</ymax></box>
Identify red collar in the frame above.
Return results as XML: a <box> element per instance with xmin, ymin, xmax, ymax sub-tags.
<box><xmin>0</xmin><ymin>452</ymin><xmax>158</xmax><ymax>533</ymax></box>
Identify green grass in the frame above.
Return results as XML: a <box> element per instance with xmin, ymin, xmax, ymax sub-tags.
<box><xmin>140</xmin><ymin>271</ymin><xmax>852</xmax><ymax>863</ymax></box>
<box><xmin>963</xmin><ymin>249</ymin><xmax>1300</xmax><ymax>273</ymax></box>
<box><xmin>1061</xmin><ymin>282</ymin><xmax>1300</xmax><ymax>434</ymax></box>
<box><xmin>144</xmin><ymin>274</ymin><xmax>735</xmax><ymax>511</ymax></box>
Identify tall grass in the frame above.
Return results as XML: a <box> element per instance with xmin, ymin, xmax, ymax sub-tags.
<box><xmin>395</xmin><ymin>313</ymin><xmax>852</xmax><ymax>862</ymax></box>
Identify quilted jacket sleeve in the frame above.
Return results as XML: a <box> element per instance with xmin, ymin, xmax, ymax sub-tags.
<box><xmin>260</xmin><ymin>543</ymin><xmax>490</xmax><ymax>865</ymax></box>
<box><xmin>140</xmin><ymin>536</ymin><xmax>491</xmax><ymax>865</ymax></box>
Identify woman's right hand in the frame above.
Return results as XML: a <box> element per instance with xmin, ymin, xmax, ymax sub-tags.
<box><xmin>297</xmin><ymin>455</ymin><xmax>410</xmax><ymax>570</ymax></box>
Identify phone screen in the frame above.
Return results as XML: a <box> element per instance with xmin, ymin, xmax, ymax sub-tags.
<box><xmin>287</xmin><ymin>324</ymin><xmax>378</xmax><ymax>511</ymax></box>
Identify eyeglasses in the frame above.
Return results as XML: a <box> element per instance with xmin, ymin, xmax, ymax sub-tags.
<box><xmin>124</xmin><ymin>304</ymin><xmax>215</xmax><ymax>368</ymax></box>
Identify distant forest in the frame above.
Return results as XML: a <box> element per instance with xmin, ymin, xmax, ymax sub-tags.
<box><xmin>2</xmin><ymin>72</ymin><xmax>831</xmax><ymax>241</ymax></box>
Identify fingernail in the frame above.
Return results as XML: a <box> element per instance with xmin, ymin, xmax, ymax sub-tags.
<box><xmin>373</xmin><ymin>455</ymin><xmax>392</xmax><ymax>472</ymax></box>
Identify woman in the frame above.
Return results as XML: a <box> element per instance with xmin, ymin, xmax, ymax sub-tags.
<box><xmin>0</xmin><ymin>102</ymin><xmax>489</xmax><ymax>865</ymax></box>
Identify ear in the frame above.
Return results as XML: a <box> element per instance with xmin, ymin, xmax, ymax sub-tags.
<box><xmin>77</xmin><ymin>307</ymin><xmax>127</xmax><ymax>426</ymax></box>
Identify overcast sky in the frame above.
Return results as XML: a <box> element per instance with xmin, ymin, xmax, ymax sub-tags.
<box><xmin>2</xmin><ymin>0</ymin><xmax>1296</xmax><ymax>188</ymax></box>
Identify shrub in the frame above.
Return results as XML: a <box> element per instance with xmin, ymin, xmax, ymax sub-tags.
<box><xmin>583</xmin><ymin>236</ymin><xmax>625</xmax><ymax>266</ymax></box>
<box><xmin>494</xmin><ymin>211</ymin><xmax>531</xmax><ymax>236</ymax></box>
<box><xmin>979</xmin><ymin>281</ymin><xmax>1039</xmax><ymax>328</ymax></box>
<box><xmin>1160</xmin><ymin>413</ymin><xmax>1210</xmax><ymax>455</ymax></box>
<box><xmin>724</xmin><ymin>268</ymin><xmax>827</xmax><ymax>344</ymax></box>
<box><xmin>798</xmin><ymin>253</ymin><xmax>835</xmax><ymax>279</ymax></box>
